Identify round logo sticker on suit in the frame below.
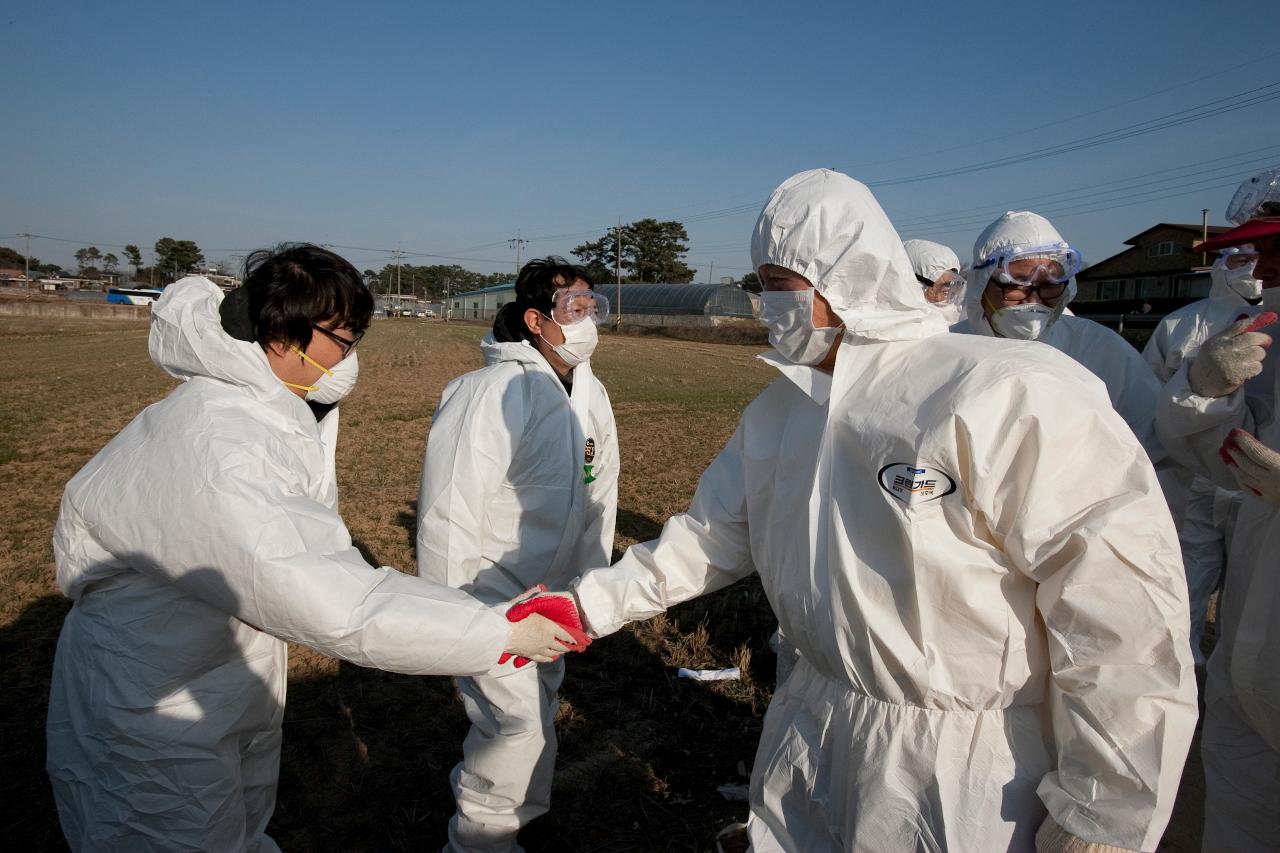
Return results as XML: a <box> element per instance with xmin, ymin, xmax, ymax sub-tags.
<box><xmin>878</xmin><ymin>463</ymin><xmax>957</xmax><ymax>506</ymax></box>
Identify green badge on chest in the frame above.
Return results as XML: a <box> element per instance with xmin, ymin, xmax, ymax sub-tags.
<box><xmin>583</xmin><ymin>437</ymin><xmax>597</xmax><ymax>484</ymax></box>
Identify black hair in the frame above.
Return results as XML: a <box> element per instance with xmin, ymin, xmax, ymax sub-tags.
<box><xmin>221</xmin><ymin>243</ymin><xmax>373</xmax><ymax>350</ymax></box>
<box><xmin>492</xmin><ymin>256</ymin><xmax>594</xmax><ymax>344</ymax></box>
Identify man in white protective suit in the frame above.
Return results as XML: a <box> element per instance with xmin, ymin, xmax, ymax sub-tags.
<box><xmin>1143</xmin><ymin>245</ymin><xmax>1261</xmax><ymax>670</ymax></box>
<box><xmin>904</xmin><ymin>238</ymin><xmax>966</xmax><ymax>326</ymax></box>
<box><xmin>951</xmin><ymin>211</ymin><xmax>1169</xmax><ymax>470</ymax></box>
<box><xmin>546</xmin><ymin>169</ymin><xmax>1198</xmax><ymax>851</ymax></box>
<box><xmin>46</xmin><ymin>245</ymin><xmax>575</xmax><ymax>853</ymax></box>
<box><xmin>1154</xmin><ymin>165</ymin><xmax>1280</xmax><ymax>851</ymax></box>
<box><xmin>417</xmin><ymin>257</ymin><xmax>617</xmax><ymax>852</ymax></box>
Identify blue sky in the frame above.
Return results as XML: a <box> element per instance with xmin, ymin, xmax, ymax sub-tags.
<box><xmin>4</xmin><ymin>0</ymin><xmax>1280</xmax><ymax>280</ymax></box>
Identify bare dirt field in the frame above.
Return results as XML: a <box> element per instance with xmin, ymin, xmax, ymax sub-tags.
<box><xmin>0</xmin><ymin>316</ymin><xmax>1205</xmax><ymax>851</ymax></box>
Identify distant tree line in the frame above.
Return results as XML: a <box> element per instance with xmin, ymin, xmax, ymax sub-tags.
<box><xmin>0</xmin><ymin>245</ymin><xmax>62</xmax><ymax>276</ymax></box>
<box><xmin>571</xmin><ymin>218</ymin><xmax>695</xmax><ymax>283</ymax></box>
<box><xmin>362</xmin><ymin>264</ymin><xmax>512</xmax><ymax>300</ymax></box>
<box><xmin>0</xmin><ymin>238</ymin><xmax>208</xmax><ymax>285</ymax></box>
<box><xmin>4</xmin><ymin>221</ymin><xmax>756</xmax><ymax>293</ymax></box>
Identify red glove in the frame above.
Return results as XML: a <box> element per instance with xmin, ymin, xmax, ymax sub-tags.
<box><xmin>499</xmin><ymin>593</ymin><xmax>592</xmax><ymax>668</ymax></box>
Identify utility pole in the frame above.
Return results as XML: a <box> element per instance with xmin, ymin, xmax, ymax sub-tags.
<box><xmin>508</xmin><ymin>230</ymin><xmax>527</xmax><ymax>277</ymax></box>
<box><xmin>707</xmin><ymin>261</ymin><xmax>714</xmax><ymax>284</ymax></box>
<box><xmin>615</xmin><ymin>219</ymin><xmax>623</xmax><ymax>328</ymax></box>
<box><xmin>393</xmin><ymin>248</ymin><xmax>404</xmax><ymax>313</ymax></box>
<box><xmin>1201</xmin><ymin>208</ymin><xmax>1210</xmax><ymax>267</ymax></box>
<box><xmin>444</xmin><ymin>278</ymin><xmax>451</xmax><ymax>323</ymax></box>
<box><xmin>20</xmin><ymin>231</ymin><xmax>31</xmax><ymax>287</ymax></box>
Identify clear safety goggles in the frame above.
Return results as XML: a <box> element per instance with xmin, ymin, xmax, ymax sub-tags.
<box><xmin>1226</xmin><ymin>167</ymin><xmax>1280</xmax><ymax>225</ymax></box>
<box><xmin>917</xmin><ymin>269</ymin><xmax>962</xmax><ymax>289</ymax></box>
<box><xmin>975</xmin><ymin>242</ymin><xmax>1083</xmax><ymax>287</ymax></box>
<box><xmin>548</xmin><ymin>288</ymin><xmax>610</xmax><ymax>326</ymax></box>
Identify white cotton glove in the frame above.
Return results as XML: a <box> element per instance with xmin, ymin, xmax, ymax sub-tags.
<box><xmin>1034</xmin><ymin>816</ymin><xmax>1136</xmax><ymax>853</ymax></box>
<box><xmin>497</xmin><ymin>585</ymin><xmax>592</xmax><ymax>667</ymax></box>
<box><xmin>1187</xmin><ymin>312</ymin><xmax>1276</xmax><ymax>398</ymax></box>
<box><xmin>504</xmin><ymin>613</ymin><xmax>575</xmax><ymax>665</ymax></box>
<box><xmin>1222</xmin><ymin>429</ymin><xmax>1280</xmax><ymax>507</ymax></box>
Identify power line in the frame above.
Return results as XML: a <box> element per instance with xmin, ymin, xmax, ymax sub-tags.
<box><xmin>896</xmin><ymin>178</ymin><xmax>1247</xmax><ymax>243</ymax></box>
<box><xmin>892</xmin><ymin>147</ymin><xmax>1280</xmax><ymax>234</ymax></box>
<box><xmin>866</xmin><ymin>81</ymin><xmax>1280</xmax><ymax>188</ymax></box>
<box><xmin>845</xmin><ymin>50</ymin><xmax>1280</xmax><ymax>172</ymax></box>
<box><xmin>431</xmin><ymin>52</ymin><xmax>1280</xmax><ymax>248</ymax></box>
<box><xmin>890</xmin><ymin>143</ymin><xmax>1280</xmax><ymax>230</ymax></box>
<box><xmin>898</xmin><ymin>165</ymin><xmax>1263</xmax><ymax>235</ymax></box>
<box><xmin>11</xmin><ymin>79</ymin><xmax>1279</xmax><ymax>278</ymax></box>
<box><xmin>507</xmin><ymin>231</ymin><xmax>527</xmax><ymax>275</ymax></box>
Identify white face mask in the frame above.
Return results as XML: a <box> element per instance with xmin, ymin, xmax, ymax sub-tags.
<box><xmin>1260</xmin><ymin>286</ymin><xmax>1280</xmax><ymax>311</ymax></box>
<box><xmin>543</xmin><ymin>316</ymin><xmax>598</xmax><ymax>367</ymax></box>
<box><xmin>988</xmin><ymin>302</ymin><xmax>1058</xmax><ymax>341</ymax></box>
<box><xmin>306</xmin><ymin>351</ymin><xmax>359</xmax><ymax>404</ymax></box>
<box><xmin>1222</xmin><ymin>261</ymin><xmax>1263</xmax><ymax>301</ymax></box>
<box><xmin>759</xmin><ymin>289</ymin><xmax>844</xmax><ymax>365</ymax></box>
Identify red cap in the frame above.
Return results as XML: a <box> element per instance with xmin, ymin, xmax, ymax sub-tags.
<box><xmin>1196</xmin><ymin>218</ymin><xmax>1280</xmax><ymax>252</ymax></box>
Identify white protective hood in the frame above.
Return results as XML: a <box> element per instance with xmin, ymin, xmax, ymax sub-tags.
<box><xmin>1207</xmin><ymin>246</ymin><xmax>1262</xmax><ymax>304</ymax></box>
<box><xmin>150</xmin><ymin>276</ymin><xmax>289</xmax><ymax>402</ymax></box>
<box><xmin>964</xmin><ymin>211</ymin><xmax>1079</xmax><ymax>335</ymax></box>
<box><xmin>905</xmin><ymin>238</ymin><xmax>967</xmax><ymax>323</ymax></box>
<box><xmin>903</xmin><ymin>238</ymin><xmax>961</xmax><ymax>283</ymax></box>
<box><xmin>751</xmin><ymin>169</ymin><xmax>949</xmax><ymax>342</ymax></box>
<box><xmin>480</xmin><ymin>333</ymin><xmax>550</xmax><ymax>370</ymax></box>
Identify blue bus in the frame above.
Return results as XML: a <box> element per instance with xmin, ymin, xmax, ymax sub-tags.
<box><xmin>107</xmin><ymin>287</ymin><xmax>164</xmax><ymax>306</ymax></box>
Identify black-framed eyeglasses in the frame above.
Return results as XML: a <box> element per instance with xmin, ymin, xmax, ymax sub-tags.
<box><xmin>312</xmin><ymin>324</ymin><xmax>363</xmax><ymax>358</ymax></box>
<box><xmin>989</xmin><ymin>280</ymin><xmax>1067</xmax><ymax>301</ymax></box>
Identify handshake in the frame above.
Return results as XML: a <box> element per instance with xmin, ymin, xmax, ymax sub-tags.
<box><xmin>499</xmin><ymin>585</ymin><xmax>593</xmax><ymax>668</ymax></box>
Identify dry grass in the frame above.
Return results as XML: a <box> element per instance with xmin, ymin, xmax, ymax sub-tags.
<box><xmin>0</xmin><ymin>316</ymin><xmax>1207</xmax><ymax>851</ymax></box>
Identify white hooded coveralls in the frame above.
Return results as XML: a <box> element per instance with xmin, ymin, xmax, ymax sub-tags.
<box><xmin>417</xmin><ymin>334</ymin><xmax>617</xmax><ymax>852</ymax></box>
<box><xmin>951</xmin><ymin>212</ymin><xmax>1169</xmax><ymax>476</ymax></box>
<box><xmin>1143</xmin><ymin>264</ymin><xmax>1254</xmax><ymax>667</ymax></box>
<box><xmin>573</xmin><ymin>170</ymin><xmax>1197</xmax><ymax>852</ymax></box>
<box><xmin>1156</xmin><ymin>309</ymin><xmax>1280</xmax><ymax>851</ymax></box>
<box><xmin>46</xmin><ymin>277</ymin><xmax>510</xmax><ymax>853</ymax></box>
<box><xmin>904</xmin><ymin>238</ymin><xmax>965</xmax><ymax>326</ymax></box>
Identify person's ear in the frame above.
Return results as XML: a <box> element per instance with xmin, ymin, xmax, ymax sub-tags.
<box><xmin>524</xmin><ymin>308</ymin><xmax>543</xmax><ymax>337</ymax></box>
<box><xmin>263</xmin><ymin>340</ymin><xmax>289</xmax><ymax>358</ymax></box>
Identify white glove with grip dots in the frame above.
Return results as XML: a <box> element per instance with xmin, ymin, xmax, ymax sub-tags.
<box><xmin>1222</xmin><ymin>428</ymin><xmax>1280</xmax><ymax>508</ymax></box>
<box><xmin>1188</xmin><ymin>312</ymin><xmax>1276</xmax><ymax>398</ymax></box>
<box><xmin>1034</xmin><ymin>816</ymin><xmax>1136</xmax><ymax>853</ymax></box>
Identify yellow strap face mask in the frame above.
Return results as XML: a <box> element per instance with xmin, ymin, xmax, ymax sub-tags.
<box><xmin>283</xmin><ymin>345</ymin><xmax>334</xmax><ymax>393</ymax></box>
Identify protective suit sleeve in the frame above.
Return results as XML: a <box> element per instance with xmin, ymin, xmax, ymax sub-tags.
<box><xmin>67</xmin><ymin>440</ymin><xmax>510</xmax><ymax>677</ymax></box>
<box><xmin>582</xmin><ymin>383</ymin><xmax>619</xmax><ymax>567</ymax></box>
<box><xmin>416</xmin><ymin>370</ymin><xmax>522</xmax><ymax>588</ymax></box>
<box><xmin>973</xmin><ymin>373</ymin><xmax>1197</xmax><ymax>852</ymax></box>
<box><xmin>1156</xmin><ymin>359</ymin><xmax>1262</xmax><ymax>491</ymax></box>
<box><xmin>1140</xmin><ymin>320</ymin><xmax>1175</xmax><ymax>383</ymax></box>
<box><xmin>1103</xmin><ymin>339</ymin><xmax>1169</xmax><ymax>469</ymax></box>
<box><xmin>573</xmin><ymin>422</ymin><xmax>755</xmax><ymax>637</ymax></box>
